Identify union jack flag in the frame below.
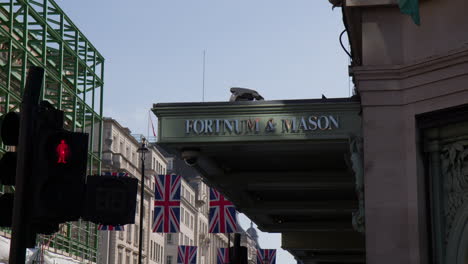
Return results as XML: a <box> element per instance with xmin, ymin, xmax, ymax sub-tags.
<box><xmin>217</xmin><ymin>248</ymin><xmax>230</xmax><ymax>264</ymax></box>
<box><xmin>153</xmin><ymin>174</ymin><xmax>181</xmax><ymax>233</ymax></box>
<box><xmin>177</xmin><ymin>245</ymin><xmax>197</xmax><ymax>264</ymax></box>
<box><xmin>257</xmin><ymin>249</ymin><xmax>276</xmax><ymax>264</ymax></box>
<box><xmin>209</xmin><ymin>189</ymin><xmax>237</xmax><ymax>233</ymax></box>
<box><xmin>97</xmin><ymin>172</ymin><xmax>129</xmax><ymax>231</ymax></box>
<box><xmin>97</xmin><ymin>224</ymin><xmax>124</xmax><ymax>231</ymax></box>
<box><xmin>102</xmin><ymin>172</ymin><xmax>129</xmax><ymax>177</ymax></box>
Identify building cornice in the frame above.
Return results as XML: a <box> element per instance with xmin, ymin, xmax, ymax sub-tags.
<box><xmin>351</xmin><ymin>45</ymin><xmax>468</xmax><ymax>108</ymax></box>
<box><xmin>104</xmin><ymin>118</ymin><xmax>141</xmax><ymax>146</ymax></box>
<box><xmin>351</xmin><ymin>45</ymin><xmax>468</xmax><ymax>90</ymax></box>
<box><xmin>153</xmin><ymin>98</ymin><xmax>360</xmax><ymax>116</ymax></box>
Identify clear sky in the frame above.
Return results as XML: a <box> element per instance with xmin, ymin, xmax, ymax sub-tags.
<box><xmin>57</xmin><ymin>0</ymin><xmax>350</xmax><ymax>263</ymax></box>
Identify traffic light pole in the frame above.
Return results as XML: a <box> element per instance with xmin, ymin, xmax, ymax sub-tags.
<box><xmin>138</xmin><ymin>159</ymin><xmax>145</xmax><ymax>264</ymax></box>
<box><xmin>232</xmin><ymin>233</ymin><xmax>241</xmax><ymax>264</ymax></box>
<box><xmin>9</xmin><ymin>67</ymin><xmax>44</xmax><ymax>263</ymax></box>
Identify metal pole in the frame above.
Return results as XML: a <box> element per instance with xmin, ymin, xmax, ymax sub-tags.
<box><xmin>105</xmin><ymin>231</ymin><xmax>110</xmax><ymax>264</ymax></box>
<box><xmin>138</xmin><ymin>152</ymin><xmax>145</xmax><ymax>264</ymax></box>
<box><xmin>227</xmin><ymin>233</ymin><xmax>230</xmax><ymax>264</ymax></box>
<box><xmin>233</xmin><ymin>233</ymin><xmax>240</xmax><ymax>264</ymax></box>
<box><xmin>10</xmin><ymin>67</ymin><xmax>43</xmax><ymax>263</ymax></box>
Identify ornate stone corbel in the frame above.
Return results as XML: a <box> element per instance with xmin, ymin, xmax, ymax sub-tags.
<box><xmin>440</xmin><ymin>140</ymin><xmax>468</xmax><ymax>242</ymax></box>
<box><xmin>349</xmin><ymin>135</ymin><xmax>365</xmax><ymax>233</ymax></box>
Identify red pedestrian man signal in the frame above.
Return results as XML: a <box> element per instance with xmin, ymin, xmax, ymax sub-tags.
<box><xmin>56</xmin><ymin>139</ymin><xmax>70</xmax><ymax>164</ymax></box>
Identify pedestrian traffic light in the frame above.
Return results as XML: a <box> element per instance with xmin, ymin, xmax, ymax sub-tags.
<box><xmin>0</xmin><ymin>111</ymin><xmax>20</xmax><ymax>227</ymax></box>
<box><xmin>30</xmin><ymin>104</ymin><xmax>89</xmax><ymax>223</ymax></box>
<box><xmin>83</xmin><ymin>175</ymin><xmax>138</xmax><ymax>225</ymax></box>
<box><xmin>0</xmin><ymin>193</ymin><xmax>14</xmax><ymax>227</ymax></box>
<box><xmin>228</xmin><ymin>247</ymin><xmax>248</xmax><ymax>264</ymax></box>
<box><xmin>0</xmin><ymin>112</ymin><xmax>20</xmax><ymax>186</ymax></box>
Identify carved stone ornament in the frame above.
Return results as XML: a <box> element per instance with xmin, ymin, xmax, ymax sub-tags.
<box><xmin>350</xmin><ymin>135</ymin><xmax>365</xmax><ymax>233</ymax></box>
<box><xmin>440</xmin><ymin>140</ymin><xmax>468</xmax><ymax>242</ymax></box>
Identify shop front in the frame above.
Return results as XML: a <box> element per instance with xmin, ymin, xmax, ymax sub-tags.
<box><xmin>153</xmin><ymin>97</ymin><xmax>365</xmax><ymax>263</ymax></box>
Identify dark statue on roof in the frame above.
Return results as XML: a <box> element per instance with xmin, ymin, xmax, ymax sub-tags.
<box><xmin>229</xmin><ymin>87</ymin><xmax>264</xmax><ymax>102</ymax></box>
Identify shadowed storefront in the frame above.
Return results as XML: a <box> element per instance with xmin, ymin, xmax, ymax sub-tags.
<box><xmin>153</xmin><ymin>97</ymin><xmax>366</xmax><ymax>263</ymax></box>
<box><xmin>152</xmin><ymin>0</ymin><xmax>468</xmax><ymax>262</ymax></box>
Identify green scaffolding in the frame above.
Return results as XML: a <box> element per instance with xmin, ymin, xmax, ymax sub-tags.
<box><xmin>0</xmin><ymin>0</ymin><xmax>104</xmax><ymax>262</ymax></box>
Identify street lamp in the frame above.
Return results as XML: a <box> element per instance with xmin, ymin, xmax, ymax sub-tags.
<box><xmin>137</xmin><ymin>137</ymin><xmax>149</xmax><ymax>264</ymax></box>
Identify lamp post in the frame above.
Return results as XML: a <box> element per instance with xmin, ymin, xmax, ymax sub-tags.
<box><xmin>137</xmin><ymin>137</ymin><xmax>149</xmax><ymax>264</ymax></box>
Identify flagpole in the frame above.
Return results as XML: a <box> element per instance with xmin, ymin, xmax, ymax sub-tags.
<box><xmin>137</xmin><ymin>138</ymin><xmax>149</xmax><ymax>264</ymax></box>
<box><xmin>147</xmin><ymin>110</ymin><xmax>150</xmax><ymax>140</ymax></box>
<box><xmin>202</xmin><ymin>50</ymin><xmax>206</xmax><ymax>102</ymax></box>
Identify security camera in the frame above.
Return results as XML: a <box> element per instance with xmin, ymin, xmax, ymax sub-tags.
<box><xmin>181</xmin><ymin>149</ymin><xmax>200</xmax><ymax>166</ymax></box>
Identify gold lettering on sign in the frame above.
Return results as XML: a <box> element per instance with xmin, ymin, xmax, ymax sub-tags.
<box><xmin>184</xmin><ymin>115</ymin><xmax>339</xmax><ymax>135</ymax></box>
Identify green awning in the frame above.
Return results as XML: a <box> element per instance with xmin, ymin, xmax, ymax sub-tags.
<box><xmin>399</xmin><ymin>0</ymin><xmax>420</xmax><ymax>25</ymax></box>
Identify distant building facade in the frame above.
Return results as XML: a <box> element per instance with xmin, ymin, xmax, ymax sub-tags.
<box><xmin>98</xmin><ymin>118</ymin><xmax>259</xmax><ymax>264</ymax></box>
<box><xmin>161</xmin><ymin>147</ymin><xmax>258</xmax><ymax>264</ymax></box>
<box><xmin>97</xmin><ymin>118</ymin><xmax>167</xmax><ymax>264</ymax></box>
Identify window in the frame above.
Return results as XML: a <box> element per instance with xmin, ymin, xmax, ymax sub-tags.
<box><xmin>134</xmin><ymin>224</ymin><xmax>139</xmax><ymax>245</ymax></box>
<box><xmin>136</xmin><ymin>199</ymin><xmax>139</xmax><ymax>215</ymax></box>
<box><xmin>190</xmin><ymin>216</ymin><xmax>194</xmax><ymax>230</ymax></box>
<box><xmin>119</xmin><ymin>228</ymin><xmax>124</xmax><ymax>240</ymax></box>
<box><xmin>133</xmin><ymin>255</ymin><xmax>137</xmax><ymax>264</ymax></box>
<box><xmin>126</xmin><ymin>225</ymin><xmax>132</xmax><ymax>243</ymax></box>
<box><xmin>117</xmin><ymin>250</ymin><xmax>123</xmax><ymax>264</ymax></box>
<box><xmin>190</xmin><ymin>239</ymin><xmax>193</xmax><ymax>246</ymax></box>
<box><xmin>113</xmin><ymin>136</ymin><xmax>117</xmax><ymax>151</ymax></box>
<box><xmin>155</xmin><ymin>243</ymin><xmax>159</xmax><ymax>261</ymax></box>
<box><xmin>126</xmin><ymin>254</ymin><xmax>130</xmax><ymax>264</ymax></box>
<box><xmin>150</xmin><ymin>240</ymin><xmax>153</xmax><ymax>260</ymax></box>
<box><xmin>181</xmin><ymin>207</ymin><xmax>184</xmax><ymax>223</ymax></box>
<box><xmin>167</xmin><ymin>256</ymin><xmax>173</xmax><ymax>264</ymax></box>
<box><xmin>120</xmin><ymin>141</ymin><xmax>124</xmax><ymax>153</ymax></box>
<box><xmin>159</xmin><ymin>245</ymin><xmax>162</xmax><ymax>262</ymax></box>
<box><xmin>142</xmin><ymin>228</ymin><xmax>146</xmax><ymax>250</ymax></box>
<box><xmin>167</xmin><ymin>234</ymin><xmax>173</xmax><ymax>244</ymax></box>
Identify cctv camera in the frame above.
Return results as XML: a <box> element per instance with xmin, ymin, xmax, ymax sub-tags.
<box><xmin>181</xmin><ymin>149</ymin><xmax>200</xmax><ymax>166</ymax></box>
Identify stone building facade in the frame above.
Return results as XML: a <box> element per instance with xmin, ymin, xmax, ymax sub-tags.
<box><xmin>98</xmin><ymin>117</ymin><xmax>258</xmax><ymax>264</ymax></box>
<box><xmin>97</xmin><ymin>118</ymin><xmax>167</xmax><ymax>264</ymax></box>
<box><xmin>343</xmin><ymin>0</ymin><xmax>468</xmax><ymax>263</ymax></box>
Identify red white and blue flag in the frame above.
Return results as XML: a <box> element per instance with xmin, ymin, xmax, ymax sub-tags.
<box><xmin>153</xmin><ymin>174</ymin><xmax>181</xmax><ymax>233</ymax></box>
<box><xmin>97</xmin><ymin>224</ymin><xmax>124</xmax><ymax>231</ymax></box>
<box><xmin>209</xmin><ymin>189</ymin><xmax>237</xmax><ymax>233</ymax></box>
<box><xmin>217</xmin><ymin>248</ymin><xmax>230</xmax><ymax>264</ymax></box>
<box><xmin>177</xmin><ymin>245</ymin><xmax>197</xmax><ymax>264</ymax></box>
<box><xmin>257</xmin><ymin>249</ymin><xmax>276</xmax><ymax>264</ymax></box>
<box><xmin>102</xmin><ymin>172</ymin><xmax>129</xmax><ymax>177</ymax></box>
<box><xmin>97</xmin><ymin>172</ymin><xmax>129</xmax><ymax>231</ymax></box>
